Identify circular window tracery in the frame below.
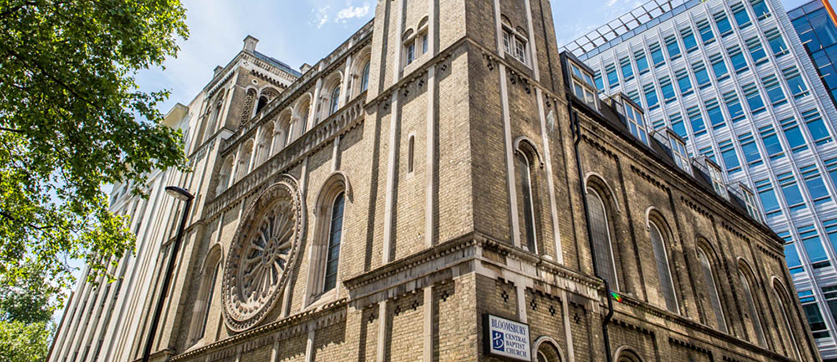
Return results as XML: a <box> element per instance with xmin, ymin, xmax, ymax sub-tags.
<box><xmin>222</xmin><ymin>175</ymin><xmax>304</xmax><ymax>332</ymax></box>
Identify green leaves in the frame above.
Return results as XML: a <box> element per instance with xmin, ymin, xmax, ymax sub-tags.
<box><xmin>0</xmin><ymin>0</ymin><xmax>189</xmax><ymax>326</ymax></box>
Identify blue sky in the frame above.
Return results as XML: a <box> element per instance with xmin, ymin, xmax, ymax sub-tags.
<box><xmin>136</xmin><ymin>0</ymin><xmax>811</xmax><ymax>113</ymax></box>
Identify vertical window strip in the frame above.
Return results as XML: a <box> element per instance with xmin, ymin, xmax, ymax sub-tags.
<box><xmin>825</xmin><ymin>158</ymin><xmax>837</xmax><ymax>186</ymax></box>
<box><xmin>750</xmin><ymin>0</ymin><xmax>770</xmax><ymax>20</ymax></box>
<box><xmin>799</xmin><ymin>290</ymin><xmax>831</xmax><ymax>339</ymax></box>
<box><xmin>719</xmin><ymin>139</ymin><xmax>741</xmax><ymax>172</ymax></box>
<box><xmin>778</xmin><ymin>171</ymin><xmax>806</xmax><ymax>212</ymax></box>
<box><xmin>729</xmin><ymin>45</ymin><xmax>748</xmax><ymax>73</ymax></box>
<box><xmin>762</xmin><ymin>74</ymin><xmax>786</xmax><ymax>106</ymax></box>
<box><xmin>650</xmin><ymin>42</ymin><xmax>665</xmax><ymax>66</ymax></box>
<box><xmin>756</xmin><ymin>178</ymin><xmax>782</xmax><ymax>216</ymax></box>
<box><xmin>693</xmin><ymin>61</ymin><xmax>711</xmax><ymax>88</ymax></box>
<box><xmin>606</xmin><ymin>63</ymin><xmax>619</xmax><ymax>88</ymax></box>
<box><xmin>731</xmin><ymin>2</ymin><xmax>752</xmax><ymax>29</ymax></box>
<box><xmin>635</xmin><ymin>49</ymin><xmax>649</xmax><ymax>74</ymax></box>
<box><xmin>661</xmin><ymin>76</ymin><xmax>676</xmax><ymax>102</ymax></box>
<box><xmin>644</xmin><ymin>83</ymin><xmax>659</xmax><ymax>109</ymax></box>
<box><xmin>665</xmin><ymin>35</ymin><xmax>681</xmax><ymax>59</ymax></box>
<box><xmin>710</xmin><ymin>53</ymin><xmax>729</xmax><ymax>80</ymax></box>
<box><xmin>781</xmin><ymin>116</ymin><xmax>809</xmax><ymax>152</ymax></box>
<box><xmin>700</xmin><ymin>146</ymin><xmax>716</xmax><ymax>163</ymax></box>
<box><xmin>671</xmin><ymin>112</ymin><xmax>687</xmax><ymax>140</ymax></box>
<box><xmin>676</xmin><ymin>68</ymin><xmax>693</xmax><ymax>95</ymax></box>
<box><xmin>743</xmin><ymin>82</ymin><xmax>766</xmax><ymax>114</ymax></box>
<box><xmin>681</xmin><ymin>27</ymin><xmax>698</xmax><ymax>52</ymax></box>
<box><xmin>801</xmin><ymin>164</ymin><xmax>831</xmax><ymax>205</ymax></box>
<box><xmin>765</xmin><ymin>28</ymin><xmax>789</xmax><ymax>57</ymax></box>
<box><xmin>620</xmin><ymin>57</ymin><xmax>634</xmax><ymax>81</ymax></box>
<box><xmin>688</xmin><ymin>106</ymin><xmax>705</xmax><ymax>136</ymax></box>
<box><xmin>802</xmin><ymin>109</ymin><xmax>832</xmax><ymax>145</ymax></box>
<box><xmin>758</xmin><ymin>124</ymin><xmax>785</xmax><ymax>159</ymax></box>
<box><xmin>706</xmin><ymin>98</ymin><xmax>726</xmax><ymax>129</ymax></box>
<box><xmin>783</xmin><ymin>66</ymin><xmax>809</xmax><ymax>99</ymax></box>
<box><xmin>714</xmin><ymin>11</ymin><xmax>733</xmax><ymax>36</ymax></box>
<box><xmin>724</xmin><ymin>91</ymin><xmax>745</xmax><ymax>122</ymax></box>
<box><xmin>746</xmin><ymin>36</ymin><xmax>768</xmax><ymax>65</ymax></box>
<box><xmin>697</xmin><ymin>19</ymin><xmax>714</xmax><ymax>44</ymax></box>
<box><xmin>798</xmin><ymin>224</ymin><xmax>830</xmax><ymax>265</ymax></box>
<box><xmin>824</xmin><ymin>218</ymin><xmax>837</xmax><ymax>262</ymax></box>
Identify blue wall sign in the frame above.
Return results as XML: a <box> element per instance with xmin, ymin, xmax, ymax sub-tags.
<box><xmin>484</xmin><ymin>314</ymin><xmax>531</xmax><ymax>361</ymax></box>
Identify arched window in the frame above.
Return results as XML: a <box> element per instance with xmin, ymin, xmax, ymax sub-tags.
<box><xmin>305</xmin><ymin>173</ymin><xmax>351</xmax><ymax>306</ymax></box>
<box><xmin>407</xmin><ymin>134</ymin><xmax>415</xmax><ymax>173</ymax></box>
<box><xmin>256</xmin><ymin>95</ymin><xmax>268</xmax><ymax>115</ymax></box>
<box><xmin>535</xmin><ymin>341</ymin><xmax>562</xmax><ymax>362</ymax></box>
<box><xmin>236</xmin><ymin>141</ymin><xmax>254</xmax><ymax>181</ymax></box>
<box><xmin>697</xmin><ymin>246</ymin><xmax>727</xmax><ymax>332</ymax></box>
<box><xmin>586</xmin><ymin>188</ymin><xmax>618</xmax><ymax>290</ymax></box>
<box><xmin>329</xmin><ymin>86</ymin><xmax>341</xmax><ymax>116</ymax></box>
<box><xmin>216</xmin><ymin>157</ymin><xmax>234</xmax><ymax>195</ymax></box>
<box><xmin>648</xmin><ymin>220</ymin><xmax>678</xmax><ymax>313</ymax></box>
<box><xmin>739</xmin><ymin>268</ymin><xmax>767</xmax><ymax>346</ymax></box>
<box><xmin>615</xmin><ymin>348</ymin><xmax>643</xmax><ymax>362</ymax></box>
<box><xmin>516</xmin><ymin>151</ymin><xmax>537</xmax><ymax>253</ymax></box>
<box><xmin>257</xmin><ymin>123</ymin><xmax>274</xmax><ymax>165</ymax></box>
<box><xmin>774</xmin><ymin>281</ymin><xmax>802</xmax><ymax>360</ymax></box>
<box><xmin>360</xmin><ymin>61</ymin><xmax>370</xmax><ymax>93</ymax></box>
<box><xmin>323</xmin><ymin>192</ymin><xmax>345</xmax><ymax>292</ymax></box>
<box><xmin>188</xmin><ymin>249</ymin><xmax>222</xmax><ymax>345</ymax></box>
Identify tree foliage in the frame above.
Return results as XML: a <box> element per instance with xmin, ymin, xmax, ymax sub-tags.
<box><xmin>0</xmin><ymin>267</ymin><xmax>54</xmax><ymax>362</ymax></box>
<box><xmin>0</xmin><ymin>0</ymin><xmax>189</xmax><ymax>309</ymax></box>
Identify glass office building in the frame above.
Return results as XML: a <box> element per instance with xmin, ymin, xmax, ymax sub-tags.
<box><xmin>789</xmin><ymin>0</ymin><xmax>837</xmax><ymax>109</ymax></box>
<box><xmin>565</xmin><ymin>0</ymin><xmax>837</xmax><ymax>359</ymax></box>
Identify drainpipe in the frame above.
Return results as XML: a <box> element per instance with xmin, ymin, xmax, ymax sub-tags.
<box><xmin>570</xmin><ymin>98</ymin><xmax>614</xmax><ymax>362</ymax></box>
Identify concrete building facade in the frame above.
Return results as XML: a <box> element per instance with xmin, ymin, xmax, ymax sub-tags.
<box><xmin>564</xmin><ymin>0</ymin><xmax>837</xmax><ymax>359</ymax></box>
<box><xmin>50</xmin><ymin>0</ymin><xmax>819</xmax><ymax>361</ymax></box>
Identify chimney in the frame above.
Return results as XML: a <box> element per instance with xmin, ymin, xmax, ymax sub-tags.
<box><xmin>300</xmin><ymin>63</ymin><xmax>313</xmax><ymax>73</ymax></box>
<box><xmin>213</xmin><ymin>66</ymin><xmax>223</xmax><ymax>78</ymax></box>
<box><xmin>243</xmin><ymin>35</ymin><xmax>259</xmax><ymax>52</ymax></box>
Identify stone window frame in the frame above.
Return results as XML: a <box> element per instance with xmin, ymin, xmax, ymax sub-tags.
<box><xmin>613</xmin><ymin>346</ymin><xmax>644</xmax><ymax>362</ymax></box>
<box><xmin>772</xmin><ymin>277</ymin><xmax>803</xmax><ymax>360</ymax></box>
<box><xmin>738</xmin><ymin>259</ymin><xmax>768</xmax><ymax>347</ymax></box>
<box><xmin>532</xmin><ymin>336</ymin><xmax>565</xmax><ymax>362</ymax></box>
<box><xmin>402</xmin><ymin>16</ymin><xmax>430</xmax><ymax>69</ymax></box>
<box><xmin>514</xmin><ymin>137</ymin><xmax>544</xmax><ymax>255</ymax></box>
<box><xmin>187</xmin><ymin>244</ymin><xmax>224</xmax><ymax>346</ymax></box>
<box><xmin>584</xmin><ymin>174</ymin><xmax>621</xmax><ymax>292</ymax></box>
<box><xmin>645</xmin><ymin>209</ymin><xmax>680</xmax><ymax>314</ymax></box>
<box><xmin>304</xmin><ymin>171</ymin><xmax>353</xmax><ymax>308</ymax></box>
<box><xmin>695</xmin><ymin>240</ymin><xmax>729</xmax><ymax>333</ymax></box>
<box><xmin>501</xmin><ymin>18</ymin><xmax>529</xmax><ymax>66</ymax></box>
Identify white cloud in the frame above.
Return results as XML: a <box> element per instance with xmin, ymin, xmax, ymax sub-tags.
<box><xmin>314</xmin><ymin>5</ymin><xmax>331</xmax><ymax>28</ymax></box>
<box><xmin>334</xmin><ymin>3</ymin><xmax>370</xmax><ymax>23</ymax></box>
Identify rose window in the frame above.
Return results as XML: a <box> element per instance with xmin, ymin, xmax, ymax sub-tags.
<box><xmin>222</xmin><ymin>176</ymin><xmax>303</xmax><ymax>332</ymax></box>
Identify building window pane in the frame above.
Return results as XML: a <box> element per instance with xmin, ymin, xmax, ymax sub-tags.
<box><xmin>518</xmin><ymin>153</ymin><xmax>537</xmax><ymax>253</ymax></box>
<box><xmin>698</xmin><ymin>248</ymin><xmax>727</xmax><ymax>332</ymax></box>
<box><xmin>587</xmin><ymin>189</ymin><xmax>618</xmax><ymax>290</ymax></box>
<box><xmin>741</xmin><ymin>271</ymin><xmax>767</xmax><ymax>346</ymax></box>
<box><xmin>323</xmin><ymin>193</ymin><xmax>345</xmax><ymax>292</ymax></box>
<box><xmin>649</xmin><ymin>221</ymin><xmax>678</xmax><ymax>313</ymax></box>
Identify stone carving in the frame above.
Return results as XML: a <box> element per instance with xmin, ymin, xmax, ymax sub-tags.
<box><xmin>222</xmin><ymin>174</ymin><xmax>304</xmax><ymax>332</ymax></box>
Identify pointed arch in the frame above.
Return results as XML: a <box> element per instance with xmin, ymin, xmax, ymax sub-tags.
<box><xmin>256</xmin><ymin>122</ymin><xmax>274</xmax><ymax>165</ymax></box>
<box><xmin>351</xmin><ymin>47</ymin><xmax>372</xmax><ymax>96</ymax></box>
<box><xmin>216</xmin><ymin>156</ymin><xmax>234</xmax><ymax>196</ymax></box>
<box><xmin>515</xmin><ymin>140</ymin><xmax>542</xmax><ymax>254</ymax></box>
<box><xmin>613</xmin><ymin>346</ymin><xmax>643</xmax><ymax>362</ymax></box>
<box><xmin>235</xmin><ymin>139</ymin><xmax>254</xmax><ymax>181</ymax></box>
<box><xmin>532</xmin><ymin>337</ymin><xmax>564</xmax><ymax>362</ymax></box>
<box><xmin>772</xmin><ymin>277</ymin><xmax>803</xmax><ymax>360</ymax></box>
<box><xmin>695</xmin><ymin>239</ymin><xmax>728</xmax><ymax>332</ymax></box>
<box><xmin>304</xmin><ymin>171</ymin><xmax>352</xmax><ymax>307</ymax></box>
<box><xmin>738</xmin><ymin>260</ymin><xmax>767</xmax><ymax>347</ymax></box>
<box><xmin>187</xmin><ymin>243</ymin><xmax>223</xmax><ymax>345</ymax></box>
<box><xmin>584</xmin><ymin>176</ymin><xmax>620</xmax><ymax>291</ymax></box>
<box><xmin>646</xmin><ymin>209</ymin><xmax>679</xmax><ymax>313</ymax></box>
<box><xmin>293</xmin><ymin>94</ymin><xmax>312</xmax><ymax>139</ymax></box>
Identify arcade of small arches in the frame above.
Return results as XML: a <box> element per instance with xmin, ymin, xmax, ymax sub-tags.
<box><xmin>213</xmin><ymin>48</ymin><xmax>372</xmax><ymax>197</ymax></box>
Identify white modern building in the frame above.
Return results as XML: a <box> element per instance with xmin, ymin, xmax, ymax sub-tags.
<box><xmin>564</xmin><ymin>0</ymin><xmax>837</xmax><ymax>359</ymax></box>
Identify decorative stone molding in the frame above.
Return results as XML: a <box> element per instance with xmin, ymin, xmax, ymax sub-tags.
<box><xmin>205</xmin><ymin>97</ymin><xmax>365</xmax><ymax>220</ymax></box>
<box><xmin>681</xmin><ymin>196</ymin><xmax>713</xmax><ymax>221</ymax></box>
<box><xmin>222</xmin><ymin>174</ymin><xmax>305</xmax><ymax>332</ymax></box>
<box><xmin>630</xmin><ymin>164</ymin><xmax>669</xmax><ymax>192</ymax></box>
